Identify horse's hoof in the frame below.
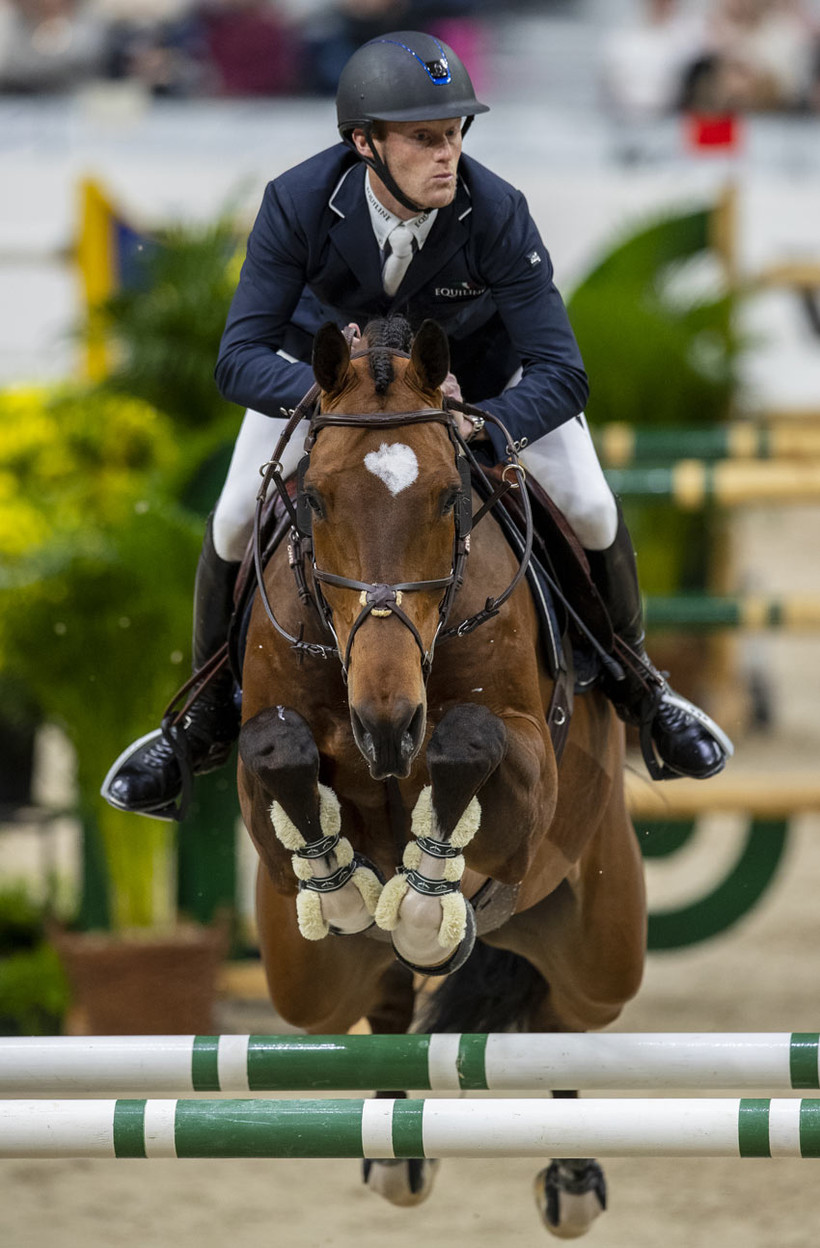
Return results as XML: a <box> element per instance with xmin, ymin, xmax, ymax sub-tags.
<box><xmin>362</xmin><ymin>1157</ymin><xmax>440</xmax><ymax>1207</ymax></box>
<box><xmin>533</xmin><ymin>1160</ymin><xmax>606</xmax><ymax>1239</ymax></box>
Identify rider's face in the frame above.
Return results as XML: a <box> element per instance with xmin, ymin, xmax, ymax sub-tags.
<box><xmin>352</xmin><ymin>118</ymin><xmax>463</xmax><ymax>218</ymax></box>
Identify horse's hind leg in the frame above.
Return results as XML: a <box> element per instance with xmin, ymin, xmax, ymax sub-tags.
<box><xmin>532</xmin><ymin>1093</ymin><xmax>606</xmax><ymax>1240</ymax></box>
<box><xmin>375</xmin><ymin>704</ymin><xmax>507</xmax><ymax>971</ymax></box>
<box><xmin>239</xmin><ymin>706</ymin><xmax>382</xmax><ymax>937</ymax></box>
<box><xmin>362</xmin><ymin>962</ymin><xmax>440</xmax><ymax>1208</ymax></box>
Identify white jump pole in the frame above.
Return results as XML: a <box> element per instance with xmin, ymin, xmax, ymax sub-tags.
<box><xmin>0</xmin><ymin>1096</ymin><xmax>818</xmax><ymax>1160</ymax></box>
<box><xmin>0</xmin><ymin>1033</ymin><xmax>817</xmax><ymax>1093</ymax></box>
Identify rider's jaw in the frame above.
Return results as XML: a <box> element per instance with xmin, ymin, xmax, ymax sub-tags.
<box><xmin>352</xmin><ymin>119</ymin><xmax>463</xmax><ymax>220</ymax></box>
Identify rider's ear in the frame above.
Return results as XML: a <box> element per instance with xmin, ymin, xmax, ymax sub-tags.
<box><xmin>313</xmin><ymin>322</ymin><xmax>351</xmax><ymax>393</ymax></box>
<box><xmin>408</xmin><ymin>319</ymin><xmax>450</xmax><ymax>392</ymax></box>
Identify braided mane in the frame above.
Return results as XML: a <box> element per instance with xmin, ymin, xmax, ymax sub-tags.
<box><xmin>362</xmin><ymin>317</ymin><xmax>414</xmax><ymax>395</ymax></box>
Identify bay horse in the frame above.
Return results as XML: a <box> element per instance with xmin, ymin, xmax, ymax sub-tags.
<box><xmin>237</xmin><ymin>316</ymin><xmax>646</xmax><ymax>1237</ymax></box>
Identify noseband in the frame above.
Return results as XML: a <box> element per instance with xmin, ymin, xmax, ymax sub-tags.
<box><xmin>253</xmin><ymin>348</ymin><xmax>533</xmax><ymax>681</ymax></box>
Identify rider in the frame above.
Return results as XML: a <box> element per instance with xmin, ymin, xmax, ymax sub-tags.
<box><xmin>102</xmin><ymin>29</ymin><xmax>732</xmax><ymax>821</ymax></box>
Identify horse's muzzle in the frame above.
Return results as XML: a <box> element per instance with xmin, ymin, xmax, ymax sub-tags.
<box><xmin>351</xmin><ymin>700</ymin><xmax>426</xmax><ymax>780</ymax></box>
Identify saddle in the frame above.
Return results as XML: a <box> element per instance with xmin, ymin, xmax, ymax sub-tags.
<box><xmin>474</xmin><ymin>463</ymin><xmax>613</xmax><ymax>682</ymax></box>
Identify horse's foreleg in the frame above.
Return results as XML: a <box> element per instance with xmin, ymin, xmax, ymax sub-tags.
<box><xmin>239</xmin><ymin>707</ymin><xmax>383</xmax><ymax>938</ymax></box>
<box><xmin>375</xmin><ymin>705</ymin><xmax>506</xmax><ymax>971</ymax></box>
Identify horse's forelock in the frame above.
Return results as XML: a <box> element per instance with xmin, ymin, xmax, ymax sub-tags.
<box><xmin>362</xmin><ymin>317</ymin><xmax>413</xmax><ymax>396</ymax></box>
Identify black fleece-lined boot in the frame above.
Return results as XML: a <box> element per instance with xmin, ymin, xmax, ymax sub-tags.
<box><xmin>586</xmin><ymin>510</ymin><xmax>733</xmax><ymax>780</ymax></box>
<box><xmin>101</xmin><ymin>514</ymin><xmax>241</xmax><ymax>819</ymax></box>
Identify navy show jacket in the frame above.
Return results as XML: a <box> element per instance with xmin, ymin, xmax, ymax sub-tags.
<box><xmin>215</xmin><ymin>144</ymin><xmax>589</xmax><ymax>458</ymax></box>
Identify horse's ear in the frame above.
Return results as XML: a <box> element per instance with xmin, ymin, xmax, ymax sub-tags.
<box><xmin>408</xmin><ymin>319</ymin><xmax>450</xmax><ymax>392</ymax></box>
<box><xmin>312</xmin><ymin>322</ymin><xmax>351</xmax><ymax>393</ymax></box>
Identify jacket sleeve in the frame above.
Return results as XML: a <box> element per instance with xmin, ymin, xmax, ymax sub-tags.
<box><xmin>473</xmin><ymin>189</ymin><xmax>589</xmax><ymax>460</ymax></box>
<box><xmin>214</xmin><ymin>180</ymin><xmax>316</xmax><ymax>415</ymax></box>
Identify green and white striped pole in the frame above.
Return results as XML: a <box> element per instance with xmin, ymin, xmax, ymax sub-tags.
<box><xmin>1</xmin><ymin>1033</ymin><xmax>818</xmax><ymax>1093</ymax></box>
<box><xmin>644</xmin><ymin>594</ymin><xmax>820</xmax><ymax>632</ymax></box>
<box><xmin>1</xmin><ymin>1097</ymin><xmax>820</xmax><ymax>1160</ymax></box>
<box><xmin>604</xmin><ymin>460</ymin><xmax>820</xmax><ymax>507</ymax></box>
<box><xmin>595</xmin><ymin>422</ymin><xmax>820</xmax><ymax>467</ymax></box>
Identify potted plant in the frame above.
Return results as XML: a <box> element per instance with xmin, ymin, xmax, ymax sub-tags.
<box><xmin>0</xmin><ymin>213</ymin><xmax>255</xmax><ymax>1032</ymax></box>
<box><xmin>0</xmin><ymin>383</ymin><xmax>230</xmax><ymax>1032</ymax></box>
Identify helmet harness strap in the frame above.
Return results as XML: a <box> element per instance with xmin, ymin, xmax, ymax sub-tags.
<box><xmin>361</xmin><ymin>122</ymin><xmax>423</xmax><ymax>215</ymax></box>
<box><xmin>349</xmin><ymin>115</ymin><xmax>476</xmax><ymax>218</ymax></box>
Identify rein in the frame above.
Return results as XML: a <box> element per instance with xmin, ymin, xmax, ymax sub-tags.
<box><xmin>252</xmin><ymin>347</ymin><xmax>533</xmax><ymax>680</ymax></box>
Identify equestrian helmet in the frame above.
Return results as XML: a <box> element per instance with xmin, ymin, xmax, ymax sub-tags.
<box><xmin>336</xmin><ymin>30</ymin><xmax>490</xmax><ymax>138</ymax></box>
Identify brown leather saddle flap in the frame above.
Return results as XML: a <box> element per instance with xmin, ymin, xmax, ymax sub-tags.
<box><xmin>481</xmin><ymin>462</ymin><xmax>614</xmax><ymax>653</ymax></box>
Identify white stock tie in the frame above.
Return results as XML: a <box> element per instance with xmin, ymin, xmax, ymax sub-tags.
<box><xmin>382</xmin><ymin>223</ymin><xmax>415</xmax><ymax>296</ymax></box>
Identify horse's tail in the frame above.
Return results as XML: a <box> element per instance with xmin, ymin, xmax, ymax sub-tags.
<box><xmin>418</xmin><ymin>939</ymin><xmax>547</xmax><ymax>1034</ymax></box>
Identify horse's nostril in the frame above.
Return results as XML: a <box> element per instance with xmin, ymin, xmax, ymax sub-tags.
<box><xmin>406</xmin><ymin>703</ymin><xmax>426</xmax><ymax>753</ymax></box>
<box><xmin>350</xmin><ymin>709</ymin><xmax>376</xmax><ymax>762</ymax></box>
<box><xmin>351</xmin><ymin>701</ymin><xmax>426</xmax><ymax>778</ymax></box>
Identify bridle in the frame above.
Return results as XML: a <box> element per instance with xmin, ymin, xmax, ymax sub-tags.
<box><xmin>253</xmin><ymin>346</ymin><xmax>534</xmax><ymax>683</ymax></box>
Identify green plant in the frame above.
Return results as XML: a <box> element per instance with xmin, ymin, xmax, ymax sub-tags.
<box><xmin>0</xmin><ymin>386</ymin><xmax>201</xmax><ymax>930</ymax></box>
<box><xmin>0</xmin><ymin>209</ymin><xmax>252</xmax><ymax>933</ymax></box>
<box><xmin>567</xmin><ymin>204</ymin><xmax>742</xmax><ymax>594</ymax></box>
<box><xmin>95</xmin><ymin>216</ymin><xmax>243</xmax><ymax>432</ymax></box>
<box><xmin>0</xmin><ymin>886</ymin><xmax>71</xmax><ymax>1034</ymax></box>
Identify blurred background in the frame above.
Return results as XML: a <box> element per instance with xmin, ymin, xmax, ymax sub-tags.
<box><xmin>2</xmin><ymin>5</ymin><xmax>820</xmax><ymax>1244</ymax></box>
<box><xmin>1</xmin><ymin>0</ymin><xmax>820</xmax><ymax>1036</ymax></box>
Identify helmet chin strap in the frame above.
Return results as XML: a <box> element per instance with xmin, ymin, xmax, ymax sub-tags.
<box><xmin>360</xmin><ymin>123</ymin><xmax>425</xmax><ymax>214</ymax></box>
<box><xmin>353</xmin><ymin>117</ymin><xmax>476</xmax><ymax>217</ymax></box>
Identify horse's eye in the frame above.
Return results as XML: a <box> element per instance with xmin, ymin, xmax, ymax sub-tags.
<box><xmin>440</xmin><ymin>487</ymin><xmax>460</xmax><ymax>517</ymax></box>
<box><xmin>305</xmin><ymin>490</ymin><xmax>325</xmax><ymax>520</ymax></box>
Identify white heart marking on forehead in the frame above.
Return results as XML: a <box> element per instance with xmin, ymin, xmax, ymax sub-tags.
<box><xmin>364</xmin><ymin>442</ymin><xmax>419</xmax><ymax>496</ymax></box>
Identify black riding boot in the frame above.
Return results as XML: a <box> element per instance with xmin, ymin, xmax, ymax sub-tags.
<box><xmin>101</xmin><ymin>514</ymin><xmax>241</xmax><ymax>819</ymax></box>
<box><xmin>586</xmin><ymin>510</ymin><xmax>733</xmax><ymax>780</ymax></box>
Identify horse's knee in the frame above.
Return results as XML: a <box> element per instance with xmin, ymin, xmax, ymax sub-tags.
<box><xmin>427</xmin><ymin>705</ymin><xmax>506</xmax><ymax>827</ymax></box>
<box><xmin>240</xmin><ymin>706</ymin><xmax>319</xmax><ymax>786</ymax></box>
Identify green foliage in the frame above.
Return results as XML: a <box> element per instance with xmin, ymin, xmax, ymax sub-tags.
<box><xmin>567</xmin><ymin>206</ymin><xmax>739</xmax><ymax>429</ymax></box>
<box><xmin>567</xmin><ymin>205</ymin><xmax>741</xmax><ymax>593</ymax></box>
<box><xmin>0</xmin><ymin>944</ymin><xmax>71</xmax><ymax>1035</ymax></box>
<box><xmin>0</xmin><ymin>213</ymin><xmax>249</xmax><ymax>931</ymax></box>
<box><xmin>0</xmin><ymin>886</ymin><xmax>71</xmax><ymax>1035</ymax></box>
<box><xmin>0</xmin><ymin>386</ymin><xmax>201</xmax><ymax>929</ymax></box>
<box><xmin>97</xmin><ymin>218</ymin><xmax>243</xmax><ymax>430</ymax></box>
<box><xmin>0</xmin><ymin>884</ymin><xmax>47</xmax><ymax>953</ymax></box>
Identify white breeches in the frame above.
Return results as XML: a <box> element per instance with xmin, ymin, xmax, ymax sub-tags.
<box><xmin>520</xmin><ymin>413</ymin><xmax>618</xmax><ymax>551</ymax></box>
<box><xmin>212</xmin><ymin>407</ymin><xmax>617</xmax><ymax>563</ymax></box>
<box><xmin>212</xmin><ymin>408</ymin><xmax>310</xmax><ymax>562</ymax></box>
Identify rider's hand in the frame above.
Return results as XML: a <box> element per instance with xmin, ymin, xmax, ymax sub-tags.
<box><xmin>345</xmin><ymin>322</ymin><xmax>363</xmax><ymax>352</ymax></box>
<box><xmin>441</xmin><ymin>372</ymin><xmax>475</xmax><ymax>440</ymax></box>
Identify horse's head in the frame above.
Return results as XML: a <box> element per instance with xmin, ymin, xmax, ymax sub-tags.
<box><xmin>304</xmin><ymin>316</ymin><xmax>464</xmax><ymax>779</ymax></box>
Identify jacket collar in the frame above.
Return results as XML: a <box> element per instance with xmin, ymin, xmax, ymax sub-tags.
<box><xmin>327</xmin><ymin>162</ymin><xmax>473</xmax><ymax>307</ymax></box>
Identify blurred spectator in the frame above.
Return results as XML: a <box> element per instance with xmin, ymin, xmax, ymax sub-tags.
<box><xmin>299</xmin><ymin>0</ymin><xmax>416</xmax><ymax>96</ymax></box>
<box><xmin>683</xmin><ymin>0</ymin><xmax>818</xmax><ymax>112</ymax></box>
<box><xmin>0</xmin><ymin>0</ymin><xmax>105</xmax><ymax>92</ymax></box>
<box><xmin>599</xmin><ymin>0</ymin><xmax>707</xmax><ymax>120</ymax></box>
<box><xmin>195</xmin><ymin>0</ymin><xmax>301</xmax><ymax>96</ymax></box>
<box><xmin>298</xmin><ymin>0</ymin><xmax>486</xmax><ymax>96</ymax></box>
<box><xmin>104</xmin><ymin>7</ymin><xmax>207</xmax><ymax>97</ymax></box>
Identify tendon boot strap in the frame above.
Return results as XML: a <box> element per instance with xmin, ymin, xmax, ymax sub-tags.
<box><xmin>391</xmin><ymin>901</ymin><xmax>477</xmax><ymax>977</ymax></box>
